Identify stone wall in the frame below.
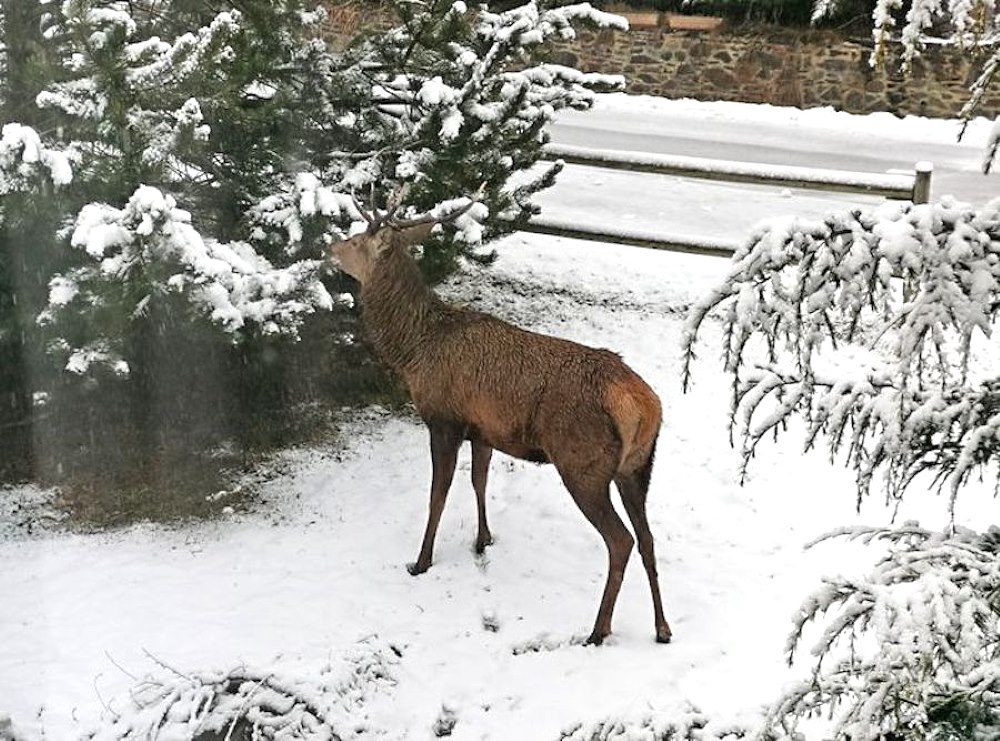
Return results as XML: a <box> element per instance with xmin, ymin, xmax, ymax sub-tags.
<box><xmin>551</xmin><ymin>21</ymin><xmax>998</xmax><ymax>118</ymax></box>
<box><xmin>321</xmin><ymin>2</ymin><xmax>1000</xmax><ymax>118</ymax></box>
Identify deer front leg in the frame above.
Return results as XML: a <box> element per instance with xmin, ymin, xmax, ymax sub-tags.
<box><xmin>408</xmin><ymin>422</ymin><xmax>463</xmax><ymax>575</ymax></box>
<box><xmin>471</xmin><ymin>438</ymin><xmax>494</xmax><ymax>554</ymax></box>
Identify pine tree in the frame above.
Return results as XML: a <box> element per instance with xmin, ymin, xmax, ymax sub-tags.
<box><xmin>761</xmin><ymin>525</ymin><xmax>1000</xmax><ymax>740</ymax></box>
<box><xmin>0</xmin><ymin>0</ymin><xmax>624</xmax><ymax>502</ymax></box>
<box><xmin>0</xmin><ymin>1</ymin><xmax>72</xmax><ymax>480</ymax></box>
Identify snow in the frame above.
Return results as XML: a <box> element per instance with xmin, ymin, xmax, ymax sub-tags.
<box><xmin>416</xmin><ymin>76</ymin><xmax>456</xmax><ymax>107</ymax></box>
<box><xmin>550</xmin><ymin>94</ymin><xmax>993</xmax><ymax>211</ymax></box>
<box><xmin>4</xmin><ymin>95</ymin><xmax>1000</xmax><ymax>737</ymax></box>
<box><xmin>45</xmin><ymin>276</ymin><xmax>78</xmax><ymax>307</ymax></box>
<box><xmin>529</xmin><ymin>95</ymin><xmax>996</xmax><ymax>254</ymax></box>
<box><xmin>59</xmin><ymin>185</ymin><xmax>335</xmax><ymax>346</ymax></box>
<box><xmin>0</xmin><ymin>123</ymin><xmax>73</xmax><ymax>191</ymax></box>
<box><xmin>2</xmin><ymin>233</ymin><xmax>996</xmax><ymax>739</ymax></box>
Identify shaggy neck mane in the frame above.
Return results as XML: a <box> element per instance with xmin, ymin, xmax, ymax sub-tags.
<box><xmin>361</xmin><ymin>243</ymin><xmax>443</xmax><ymax>374</ymax></box>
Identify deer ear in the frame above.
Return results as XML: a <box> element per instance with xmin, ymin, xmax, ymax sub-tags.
<box><xmin>391</xmin><ymin>221</ymin><xmax>436</xmax><ymax>249</ymax></box>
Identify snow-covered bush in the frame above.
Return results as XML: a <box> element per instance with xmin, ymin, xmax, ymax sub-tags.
<box><xmin>85</xmin><ymin>640</ymin><xmax>399</xmax><ymax>740</ymax></box>
<box><xmin>682</xmin><ymin>199</ymin><xmax>1000</xmax><ymax>739</ymax></box>
<box><xmin>759</xmin><ymin>524</ymin><xmax>1000</xmax><ymax>740</ymax></box>
<box><xmin>0</xmin><ymin>123</ymin><xmax>72</xmax><ymax>199</ymax></box>
<box><xmin>562</xmin><ymin>710</ymin><xmax>763</xmax><ymax>740</ymax></box>
<box><xmin>682</xmin><ymin>197</ymin><xmax>1000</xmax><ymax>509</ymax></box>
<box><xmin>38</xmin><ymin>185</ymin><xmax>339</xmax><ymax>375</ymax></box>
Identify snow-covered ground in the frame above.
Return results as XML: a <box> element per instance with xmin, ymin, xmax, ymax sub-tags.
<box><xmin>1</xmin><ymin>96</ymin><xmax>998</xmax><ymax>739</ymax></box>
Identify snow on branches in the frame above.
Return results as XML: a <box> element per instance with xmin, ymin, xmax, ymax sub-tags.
<box><xmin>86</xmin><ymin>638</ymin><xmax>399</xmax><ymax>740</ymax></box>
<box><xmin>760</xmin><ymin>523</ymin><xmax>1000</xmax><ymax>740</ymax></box>
<box><xmin>811</xmin><ymin>0</ymin><xmax>1000</xmax><ymax>141</ymax></box>
<box><xmin>0</xmin><ymin>123</ymin><xmax>73</xmax><ymax>198</ymax></box>
<box><xmin>37</xmin><ymin>3</ymin><xmax>242</xmax><ymax>128</ymax></box>
<box><xmin>40</xmin><ymin>185</ymin><xmax>336</xmax><ymax>374</ymax></box>
<box><xmin>312</xmin><ymin>0</ymin><xmax>626</xmax><ymax>258</ymax></box>
<box><xmin>26</xmin><ymin>0</ymin><xmax>624</xmax><ymax>373</ymax></box>
<box><xmin>681</xmin><ymin>198</ymin><xmax>1000</xmax><ymax>509</ymax></box>
<box><xmin>562</xmin><ymin>710</ymin><xmax>760</xmax><ymax>740</ymax></box>
<box><xmin>812</xmin><ymin>0</ymin><xmax>998</xmax><ymax>74</ymax></box>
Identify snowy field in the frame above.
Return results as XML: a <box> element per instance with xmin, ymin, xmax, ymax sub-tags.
<box><xmin>1</xmin><ymin>96</ymin><xmax>998</xmax><ymax>738</ymax></box>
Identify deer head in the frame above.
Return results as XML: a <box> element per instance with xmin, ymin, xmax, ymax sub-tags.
<box><xmin>330</xmin><ymin>190</ymin><xmax>481</xmax><ymax>286</ymax></box>
<box><xmin>331</xmin><ymin>221</ymin><xmax>434</xmax><ymax>285</ymax></box>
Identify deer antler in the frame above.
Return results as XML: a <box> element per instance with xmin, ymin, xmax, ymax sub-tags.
<box><xmin>350</xmin><ymin>191</ymin><xmax>376</xmax><ymax>228</ymax></box>
<box><xmin>349</xmin><ymin>183</ymin><xmax>486</xmax><ymax>232</ymax></box>
<box><xmin>390</xmin><ymin>183</ymin><xmax>486</xmax><ymax>230</ymax></box>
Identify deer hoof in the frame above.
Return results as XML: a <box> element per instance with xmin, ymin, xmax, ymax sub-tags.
<box><xmin>656</xmin><ymin>623</ymin><xmax>673</xmax><ymax>643</ymax></box>
<box><xmin>584</xmin><ymin>632</ymin><xmax>606</xmax><ymax>647</ymax></box>
<box><xmin>406</xmin><ymin>561</ymin><xmax>429</xmax><ymax>576</ymax></box>
<box><xmin>474</xmin><ymin>535</ymin><xmax>494</xmax><ymax>555</ymax></box>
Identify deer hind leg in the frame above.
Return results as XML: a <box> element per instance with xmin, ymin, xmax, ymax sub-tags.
<box><xmin>471</xmin><ymin>438</ymin><xmax>494</xmax><ymax>554</ymax></box>
<box><xmin>616</xmin><ymin>460</ymin><xmax>672</xmax><ymax>644</ymax></box>
<box><xmin>558</xmin><ymin>468</ymin><xmax>634</xmax><ymax>646</ymax></box>
<box><xmin>408</xmin><ymin>421</ymin><xmax>464</xmax><ymax>576</ymax></box>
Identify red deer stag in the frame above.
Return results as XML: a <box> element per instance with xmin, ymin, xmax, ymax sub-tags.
<box><xmin>330</xmin><ymin>205</ymin><xmax>671</xmax><ymax>646</ymax></box>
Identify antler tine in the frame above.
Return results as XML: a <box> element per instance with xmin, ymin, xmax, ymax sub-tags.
<box><xmin>392</xmin><ymin>184</ymin><xmax>486</xmax><ymax>230</ymax></box>
<box><xmin>350</xmin><ymin>190</ymin><xmax>375</xmax><ymax>227</ymax></box>
<box><xmin>390</xmin><ymin>212</ymin><xmax>440</xmax><ymax>230</ymax></box>
<box><xmin>368</xmin><ymin>183</ymin><xmax>383</xmax><ymax>230</ymax></box>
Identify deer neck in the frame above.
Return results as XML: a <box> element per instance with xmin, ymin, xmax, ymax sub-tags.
<box><xmin>361</xmin><ymin>245</ymin><xmax>440</xmax><ymax>374</ymax></box>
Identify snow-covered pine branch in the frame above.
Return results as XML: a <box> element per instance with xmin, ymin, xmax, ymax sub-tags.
<box><xmin>37</xmin><ymin>3</ymin><xmax>241</xmax><ymax>162</ymax></box>
<box><xmin>682</xmin><ymin>198</ymin><xmax>1000</xmax><ymax>509</ymax></box>
<box><xmin>760</xmin><ymin>523</ymin><xmax>1000</xmax><ymax>740</ymax></box>
<box><xmin>40</xmin><ymin>185</ymin><xmax>338</xmax><ymax>374</ymax></box>
<box><xmin>303</xmin><ymin>0</ymin><xmax>625</xmax><ymax>270</ymax></box>
<box><xmin>562</xmin><ymin>710</ymin><xmax>770</xmax><ymax>740</ymax></box>
<box><xmin>0</xmin><ymin>123</ymin><xmax>73</xmax><ymax>199</ymax></box>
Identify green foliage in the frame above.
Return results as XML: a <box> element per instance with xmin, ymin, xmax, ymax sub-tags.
<box><xmin>0</xmin><ymin>0</ymin><xmax>621</xmax><ymax>520</ymax></box>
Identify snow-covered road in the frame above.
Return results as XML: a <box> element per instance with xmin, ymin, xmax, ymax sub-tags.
<box><xmin>542</xmin><ymin>95</ymin><xmax>997</xmax><ymax>246</ymax></box>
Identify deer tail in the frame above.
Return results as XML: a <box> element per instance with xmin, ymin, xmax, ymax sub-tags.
<box><xmin>603</xmin><ymin>375</ymin><xmax>662</xmax><ymax>476</ymax></box>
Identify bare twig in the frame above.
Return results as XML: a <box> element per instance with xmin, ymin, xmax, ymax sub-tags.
<box><xmin>141</xmin><ymin>648</ymin><xmax>193</xmax><ymax>681</ymax></box>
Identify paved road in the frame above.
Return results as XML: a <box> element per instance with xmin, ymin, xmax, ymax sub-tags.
<box><xmin>550</xmin><ymin>100</ymin><xmax>995</xmax><ymax>204</ymax></box>
<box><xmin>535</xmin><ymin>98</ymin><xmax>998</xmax><ymax>248</ymax></box>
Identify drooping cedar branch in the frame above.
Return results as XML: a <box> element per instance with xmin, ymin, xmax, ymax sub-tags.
<box><xmin>682</xmin><ymin>198</ymin><xmax>1000</xmax><ymax>510</ymax></box>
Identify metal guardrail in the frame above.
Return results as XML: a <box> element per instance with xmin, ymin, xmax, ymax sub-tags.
<box><xmin>524</xmin><ymin>145</ymin><xmax>933</xmax><ymax>256</ymax></box>
<box><xmin>522</xmin><ymin>217</ymin><xmax>740</xmax><ymax>257</ymax></box>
